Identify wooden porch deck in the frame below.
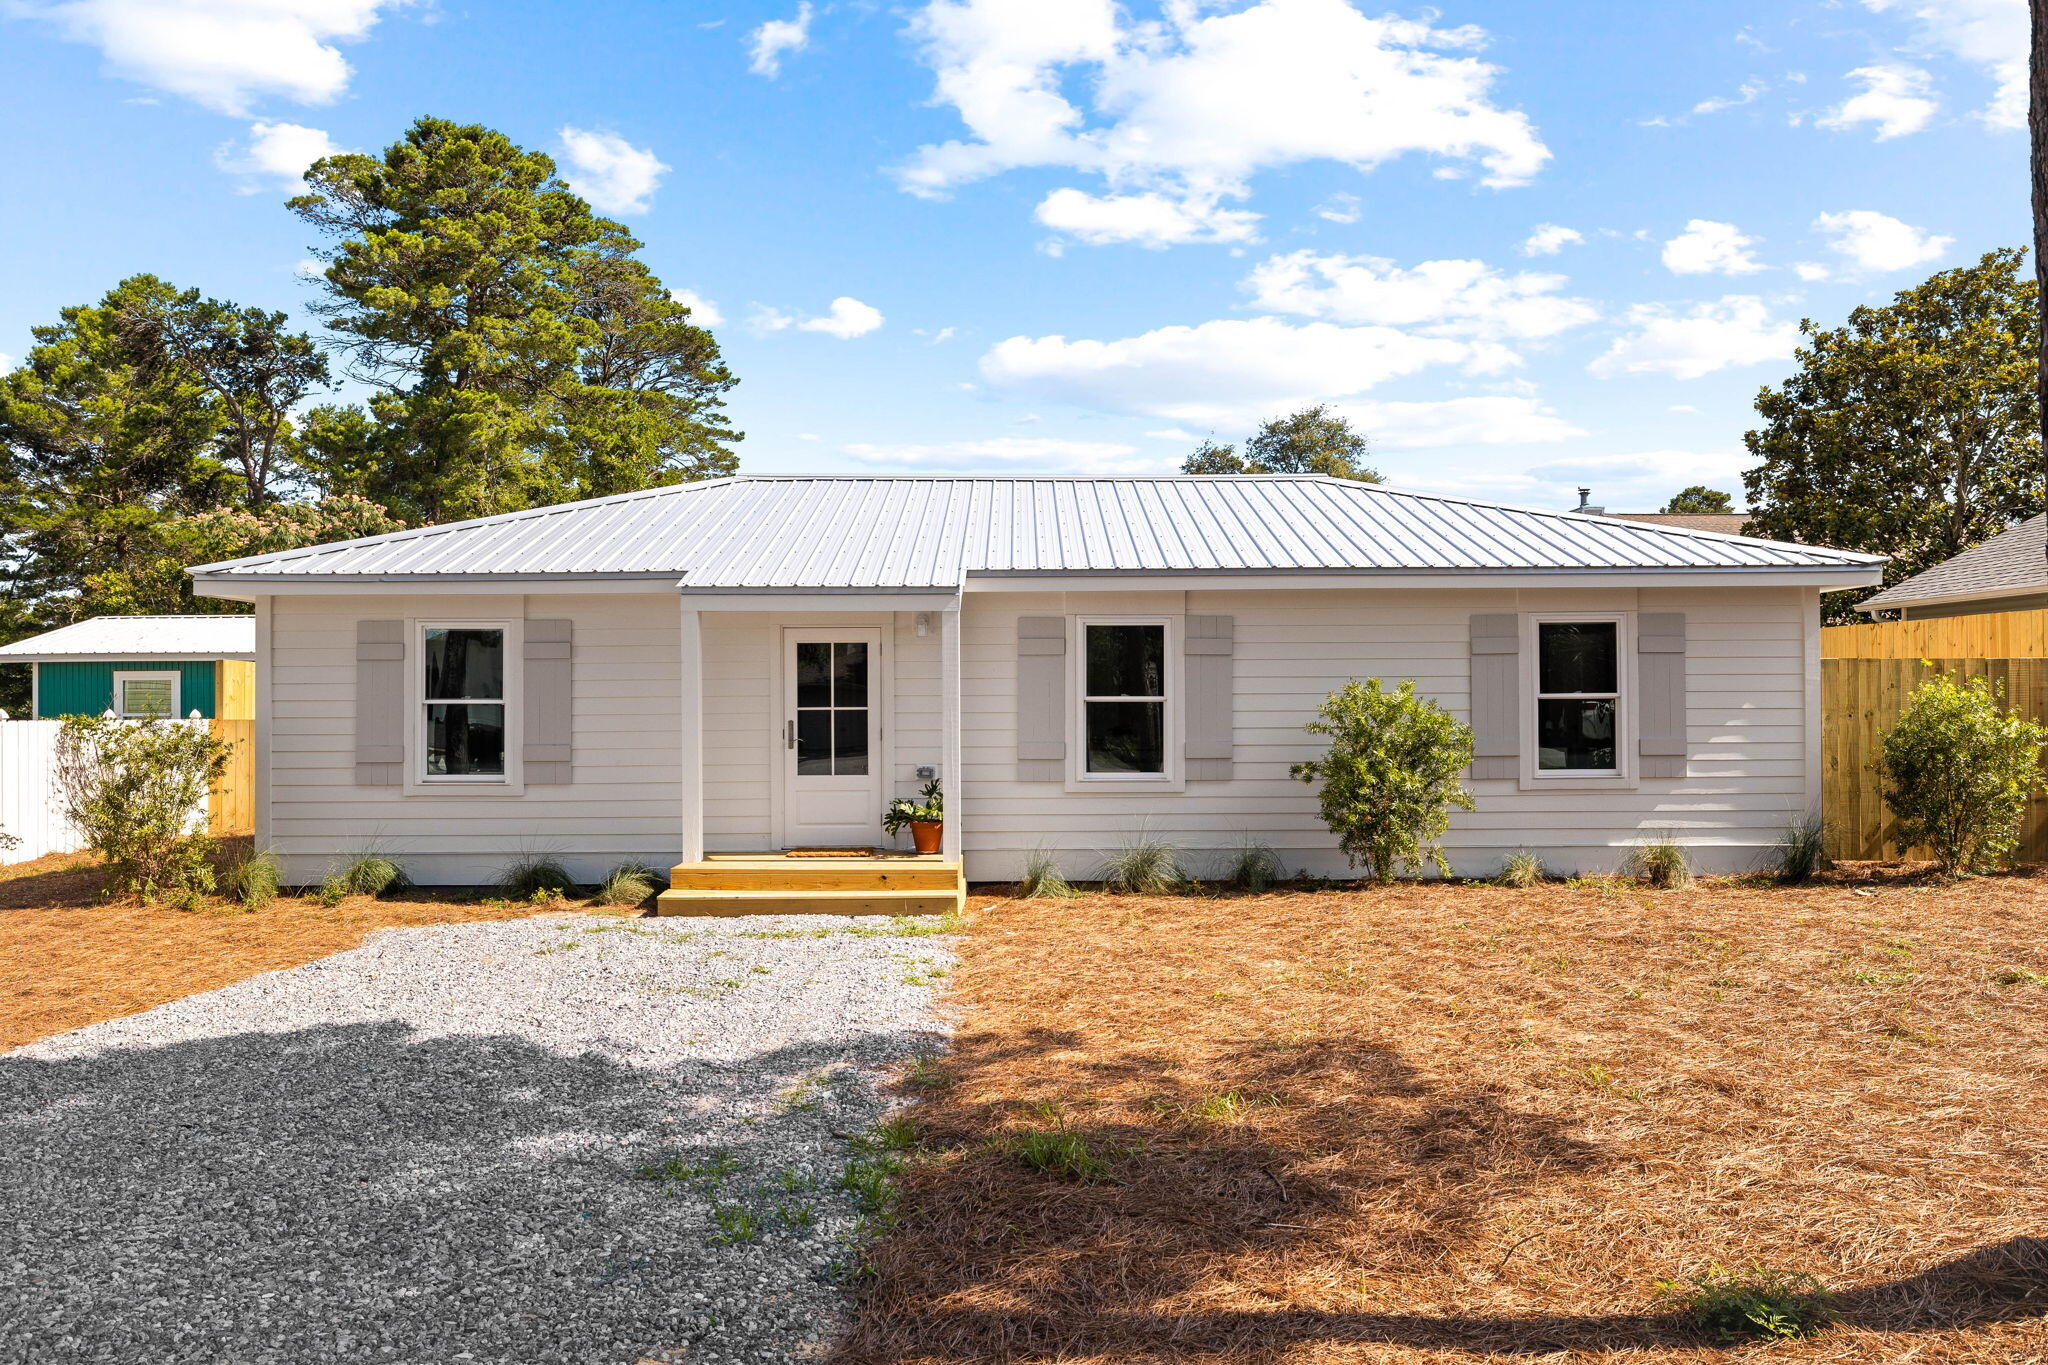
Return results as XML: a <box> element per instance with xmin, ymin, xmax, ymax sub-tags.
<box><xmin>654</xmin><ymin>851</ymin><xmax>964</xmax><ymax>917</ymax></box>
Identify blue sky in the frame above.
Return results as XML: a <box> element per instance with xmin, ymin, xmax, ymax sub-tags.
<box><xmin>0</xmin><ymin>0</ymin><xmax>2029</xmax><ymax>512</ymax></box>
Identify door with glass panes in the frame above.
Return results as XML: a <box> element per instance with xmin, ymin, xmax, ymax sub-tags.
<box><xmin>780</xmin><ymin>629</ymin><xmax>883</xmax><ymax>847</ymax></box>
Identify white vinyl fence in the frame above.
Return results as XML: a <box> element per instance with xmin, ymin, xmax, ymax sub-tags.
<box><xmin>0</xmin><ymin>719</ymin><xmax>83</xmax><ymax>864</ymax></box>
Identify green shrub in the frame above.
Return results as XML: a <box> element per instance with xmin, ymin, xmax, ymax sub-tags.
<box><xmin>1876</xmin><ymin>672</ymin><xmax>2048</xmax><ymax>875</ymax></box>
<box><xmin>52</xmin><ymin>714</ymin><xmax>230</xmax><ymax>900</ymax></box>
<box><xmin>1016</xmin><ymin>846</ymin><xmax>1080</xmax><ymax>899</ymax></box>
<box><xmin>496</xmin><ymin>852</ymin><xmax>576</xmax><ymax>899</ymax></box>
<box><xmin>1773</xmin><ymin>815</ymin><xmax>1828</xmax><ymax>883</ymax></box>
<box><xmin>1099</xmin><ymin>831</ymin><xmax>1184</xmax><ymax>893</ymax></box>
<box><xmin>1291</xmin><ymin>679</ymin><xmax>1474</xmax><ymax>882</ymax></box>
<box><xmin>1223</xmin><ymin>838</ymin><xmax>1282</xmax><ymax>892</ymax></box>
<box><xmin>1630</xmin><ymin>838</ymin><xmax>1692</xmax><ymax>890</ymax></box>
<box><xmin>1655</xmin><ymin>1265</ymin><xmax>1836</xmax><ymax>1342</ymax></box>
<box><xmin>592</xmin><ymin>862</ymin><xmax>660</xmax><ymax>906</ymax></box>
<box><xmin>222</xmin><ymin>847</ymin><xmax>282</xmax><ymax>908</ymax></box>
<box><xmin>1495</xmin><ymin>850</ymin><xmax>1544</xmax><ymax>888</ymax></box>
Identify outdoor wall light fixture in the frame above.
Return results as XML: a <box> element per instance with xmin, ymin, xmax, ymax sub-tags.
<box><xmin>915</xmin><ymin>613</ymin><xmax>931</xmax><ymax>637</ymax></box>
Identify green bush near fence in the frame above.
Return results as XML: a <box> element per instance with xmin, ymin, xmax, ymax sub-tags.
<box><xmin>1876</xmin><ymin>672</ymin><xmax>2048</xmax><ymax>876</ymax></box>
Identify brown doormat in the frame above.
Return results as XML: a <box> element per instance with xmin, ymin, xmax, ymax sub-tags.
<box><xmin>784</xmin><ymin>847</ymin><xmax>875</xmax><ymax>858</ymax></box>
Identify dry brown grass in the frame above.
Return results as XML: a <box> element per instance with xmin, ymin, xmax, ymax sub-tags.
<box><xmin>840</xmin><ymin>871</ymin><xmax>2048</xmax><ymax>1363</ymax></box>
<box><xmin>0</xmin><ymin>848</ymin><xmax>607</xmax><ymax>1051</ymax></box>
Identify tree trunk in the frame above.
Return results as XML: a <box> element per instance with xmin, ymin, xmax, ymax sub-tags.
<box><xmin>2034</xmin><ymin>0</ymin><xmax>2048</xmax><ymax>560</ymax></box>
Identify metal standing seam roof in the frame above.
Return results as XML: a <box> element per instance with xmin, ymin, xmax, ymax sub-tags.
<box><xmin>1859</xmin><ymin>513</ymin><xmax>2048</xmax><ymax>612</ymax></box>
<box><xmin>186</xmin><ymin>475</ymin><xmax>1886</xmax><ymax>589</ymax></box>
<box><xmin>0</xmin><ymin>614</ymin><xmax>256</xmax><ymax>660</ymax></box>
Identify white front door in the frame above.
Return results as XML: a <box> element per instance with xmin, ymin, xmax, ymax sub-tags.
<box><xmin>780</xmin><ymin>629</ymin><xmax>883</xmax><ymax>847</ymax></box>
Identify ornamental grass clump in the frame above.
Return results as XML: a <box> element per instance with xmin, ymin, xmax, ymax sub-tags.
<box><xmin>1630</xmin><ymin>838</ymin><xmax>1692</xmax><ymax>890</ymax></box>
<box><xmin>1291</xmin><ymin>679</ymin><xmax>1474</xmax><ymax>882</ymax></box>
<box><xmin>1223</xmin><ymin>838</ymin><xmax>1282</xmax><ymax>893</ymax></box>
<box><xmin>592</xmin><ymin>862</ymin><xmax>660</xmax><ymax>906</ymax></box>
<box><xmin>1495</xmin><ymin>849</ymin><xmax>1545</xmax><ymax>888</ymax></box>
<box><xmin>1772</xmin><ymin>815</ymin><xmax>1828</xmax><ymax>883</ymax></box>
<box><xmin>1099</xmin><ymin>831</ymin><xmax>1185</xmax><ymax>893</ymax></box>
<box><xmin>1016</xmin><ymin>846</ymin><xmax>1080</xmax><ymax>899</ymax></box>
<box><xmin>1875</xmin><ymin>672</ymin><xmax>2048</xmax><ymax>875</ymax></box>
<box><xmin>495</xmin><ymin>851</ymin><xmax>576</xmax><ymax>900</ymax></box>
<box><xmin>53</xmin><ymin>714</ymin><xmax>231</xmax><ymax>900</ymax></box>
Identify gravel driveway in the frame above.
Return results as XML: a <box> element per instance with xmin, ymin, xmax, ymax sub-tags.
<box><xmin>1</xmin><ymin>912</ymin><xmax>957</xmax><ymax>1365</ymax></box>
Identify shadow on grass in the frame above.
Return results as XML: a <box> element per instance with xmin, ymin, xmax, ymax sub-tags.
<box><xmin>3</xmin><ymin>1018</ymin><xmax>925</xmax><ymax>1362</ymax></box>
<box><xmin>840</xmin><ymin>1022</ymin><xmax>2048</xmax><ymax>1362</ymax></box>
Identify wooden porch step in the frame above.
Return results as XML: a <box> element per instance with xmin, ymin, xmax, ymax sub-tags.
<box><xmin>667</xmin><ymin>859</ymin><xmax>961</xmax><ymax>892</ymax></box>
<box><xmin>653</xmin><ymin>887</ymin><xmax>963</xmax><ymax>918</ymax></box>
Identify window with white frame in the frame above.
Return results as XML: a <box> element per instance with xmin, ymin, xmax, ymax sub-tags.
<box><xmin>420</xmin><ymin>625</ymin><xmax>507</xmax><ymax>780</ymax></box>
<box><xmin>1081</xmin><ymin>620</ymin><xmax>1168</xmax><ymax>776</ymax></box>
<box><xmin>1535</xmin><ymin>620</ymin><xmax>1620</xmax><ymax>772</ymax></box>
<box><xmin>113</xmin><ymin>671</ymin><xmax>178</xmax><ymax>718</ymax></box>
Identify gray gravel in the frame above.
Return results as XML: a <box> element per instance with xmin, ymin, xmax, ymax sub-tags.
<box><xmin>1</xmin><ymin>912</ymin><xmax>958</xmax><ymax>1365</ymax></box>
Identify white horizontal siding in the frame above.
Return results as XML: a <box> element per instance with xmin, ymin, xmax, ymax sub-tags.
<box><xmin>267</xmin><ymin>592</ymin><xmax>685</xmax><ymax>884</ymax></box>
<box><xmin>957</xmin><ymin>585</ymin><xmax>1818</xmax><ymax>880</ymax></box>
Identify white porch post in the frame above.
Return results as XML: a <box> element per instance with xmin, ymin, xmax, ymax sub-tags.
<box><xmin>940</xmin><ymin>597</ymin><xmax>963</xmax><ymax>864</ymax></box>
<box><xmin>679</xmin><ymin>603</ymin><xmax>704</xmax><ymax>864</ymax></box>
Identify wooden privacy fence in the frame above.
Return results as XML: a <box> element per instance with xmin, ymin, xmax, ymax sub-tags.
<box><xmin>1821</xmin><ymin>655</ymin><xmax>2048</xmax><ymax>862</ymax></box>
<box><xmin>1822</xmin><ymin>608</ymin><xmax>2048</xmax><ymax>660</ymax></box>
<box><xmin>208</xmin><ymin>718</ymin><xmax>255</xmax><ymax>836</ymax></box>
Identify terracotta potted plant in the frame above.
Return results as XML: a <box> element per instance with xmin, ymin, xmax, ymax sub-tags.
<box><xmin>882</xmin><ymin>777</ymin><xmax>945</xmax><ymax>854</ymax></box>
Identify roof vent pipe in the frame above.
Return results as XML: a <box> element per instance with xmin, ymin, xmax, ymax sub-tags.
<box><xmin>1574</xmin><ymin>487</ymin><xmax>1604</xmax><ymax>515</ymax></box>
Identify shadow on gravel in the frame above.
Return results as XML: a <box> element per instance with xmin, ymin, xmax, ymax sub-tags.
<box><xmin>1</xmin><ymin>1019</ymin><xmax>925</xmax><ymax>1365</ymax></box>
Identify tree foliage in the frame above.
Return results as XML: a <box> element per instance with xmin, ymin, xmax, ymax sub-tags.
<box><xmin>1663</xmin><ymin>485</ymin><xmax>1735</xmax><ymax>514</ymax></box>
<box><xmin>54</xmin><ymin>714</ymin><xmax>231</xmax><ymax>899</ymax></box>
<box><xmin>291</xmin><ymin>116</ymin><xmax>739</xmax><ymax>523</ymax></box>
<box><xmin>1876</xmin><ymin>672</ymin><xmax>2048</xmax><ymax>875</ymax></box>
<box><xmin>1182</xmin><ymin>404</ymin><xmax>1380</xmax><ymax>481</ymax></box>
<box><xmin>1291</xmin><ymin>678</ymin><xmax>1474</xmax><ymax>881</ymax></box>
<box><xmin>0</xmin><ymin>274</ymin><xmax>336</xmax><ymax>665</ymax></box>
<box><xmin>1742</xmin><ymin>248</ymin><xmax>2042</xmax><ymax>620</ymax></box>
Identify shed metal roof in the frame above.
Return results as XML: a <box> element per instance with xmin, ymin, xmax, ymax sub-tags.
<box><xmin>188</xmin><ymin>475</ymin><xmax>1884</xmax><ymax>589</ymax></box>
<box><xmin>1859</xmin><ymin>514</ymin><xmax>2047</xmax><ymax>613</ymax></box>
<box><xmin>0</xmin><ymin>614</ymin><xmax>255</xmax><ymax>660</ymax></box>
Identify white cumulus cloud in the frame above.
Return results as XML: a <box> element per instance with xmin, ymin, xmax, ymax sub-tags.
<box><xmin>748</xmin><ymin>2</ymin><xmax>813</xmax><ymax>77</ymax></box>
<box><xmin>1857</xmin><ymin>0</ymin><xmax>2024</xmax><ymax>129</ymax></box>
<box><xmin>1812</xmin><ymin>209</ymin><xmax>1953</xmax><ymax>273</ymax></box>
<box><xmin>1520</xmin><ymin>223</ymin><xmax>1583</xmax><ymax>257</ymax></box>
<box><xmin>757</xmin><ymin>296</ymin><xmax>885</xmax><ymax>339</ymax></box>
<box><xmin>1034</xmin><ymin>187</ymin><xmax>1261</xmax><ymax>248</ymax></box>
<box><xmin>1243</xmin><ymin>250</ymin><xmax>1598</xmax><ymax>341</ymax></box>
<box><xmin>1660</xmin><ymin>219</ymin><xmax>1764</xmax><ymax>276</ymax></box>
<box><xmin>213</xmin><ymin>119</ymin><xmax>339</xmax><ymax>192</ymax></box>
<box><xmin>669</xmin><ymin>289</ymin><xmax>723</xmax><ymax>327</ymax></box>
<box><xmin>1589</xmin><ymin>296</ymin><xmax>1800</xmax><ymax>381</ymax></box>
<box><xmin>15</xmin><ymin>0</ymin><xmax>400</xmax><ymax>115</ymax></box>
<box><xmin>898</xmin><ymin>0</ymin><xmax>1548</xmax><ymax>242</ymax></box>
<box><xmin>1818</xmin><ymin>63</ymin><xmax>1939</xmax><ymax>139</ymax></box>
<box><xmin>979</xmin><ymin>315</ymin><xmax>1510</xmax><ymax>427</ymax></box>
<box><xmin>1340</xmin><ymin>395</ymin><xmax>1582</xmax><ymax>449</ymax></box>
<box><xmin>557</xmin><ymin>127</ymin><xmax>669</xmax><ymax>215</ymax></box>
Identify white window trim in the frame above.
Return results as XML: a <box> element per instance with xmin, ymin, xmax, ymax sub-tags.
<box><xmin>1067</xmin><ymin>614</ymin><xmax>1184</xmax><ymax>793</ymax></box>
<box><xmin>405</xmin><ymin>618</ymin><xmax>524</xmax><ymax>795</ymax></box>
<box><xmin>112</xmin><ymin>669</ymin><xmax>181</xmax><ymax>719</ymax></box>
<box><xmin>1518</xmin><ymin>612</ymin><xmax>1639</xmax><ymax>791</ymax></box>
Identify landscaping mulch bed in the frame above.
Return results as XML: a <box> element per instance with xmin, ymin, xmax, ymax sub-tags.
<box><xmin>842</xmin><ymin>871</ymin><xmax>2048</xmax><ymax>1363</ymax></box>
<box><xmin>0</xmin><ymin>852</ymin><xmax>571</xmax><ymax>1051</ymax></box>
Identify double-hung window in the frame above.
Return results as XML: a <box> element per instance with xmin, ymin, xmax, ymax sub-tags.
<box><xmin>1535</xmin><ymin>620</ymin><xmax>1620</xmax><ymax>773</ymax></box>
<box><xmin>421</xmin><ymin>625</ymin><xmax>507</xmax><ymax>780</ymax></box>
<box><xmin>1081</xmin><ymin>620</ymin><xmax>1168</xmax><ymax>776</ymax></box>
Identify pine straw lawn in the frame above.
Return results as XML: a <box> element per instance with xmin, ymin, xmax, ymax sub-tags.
<box><xmin>0</xmin><ymin>850</ymin><xmax>577</xmax><ymax>1051</ymax></box>
<box><xmin>840</xmin><ymin>873</ymin><xmax>2048</xmax><ymax>1364</ymax></box>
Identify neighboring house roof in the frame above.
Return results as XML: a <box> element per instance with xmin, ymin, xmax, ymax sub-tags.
<box><xmin>188</xmin><ymin>475</ymin><xmax>1886</xmax><ymax>590</ymax></box>
<box><xmin>0</xmin><ymin>614</ymin><xmax>256</xmax><ymax>662</ymax></box>
<box><xmin>1604</xmin><ymin>512</ymin><xmax>1752</xmax><ymax>535</ymax></box>
<box><xmin>1859</xmin><ymin>514</ymin><xmax>2048</xmax><ymax>614</ymax></box>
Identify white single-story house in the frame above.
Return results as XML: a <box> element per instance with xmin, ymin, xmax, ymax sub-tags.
<box><xmin>186</xmin><ymin>474</ymin><xmax>1884</xmax><ymax>898</ymax></box>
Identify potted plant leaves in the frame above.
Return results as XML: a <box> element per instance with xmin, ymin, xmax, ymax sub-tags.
<box><xmin>882</xmin><ymin>777</ymin><xmax>945</xmax><ymax>855</ymax></box>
